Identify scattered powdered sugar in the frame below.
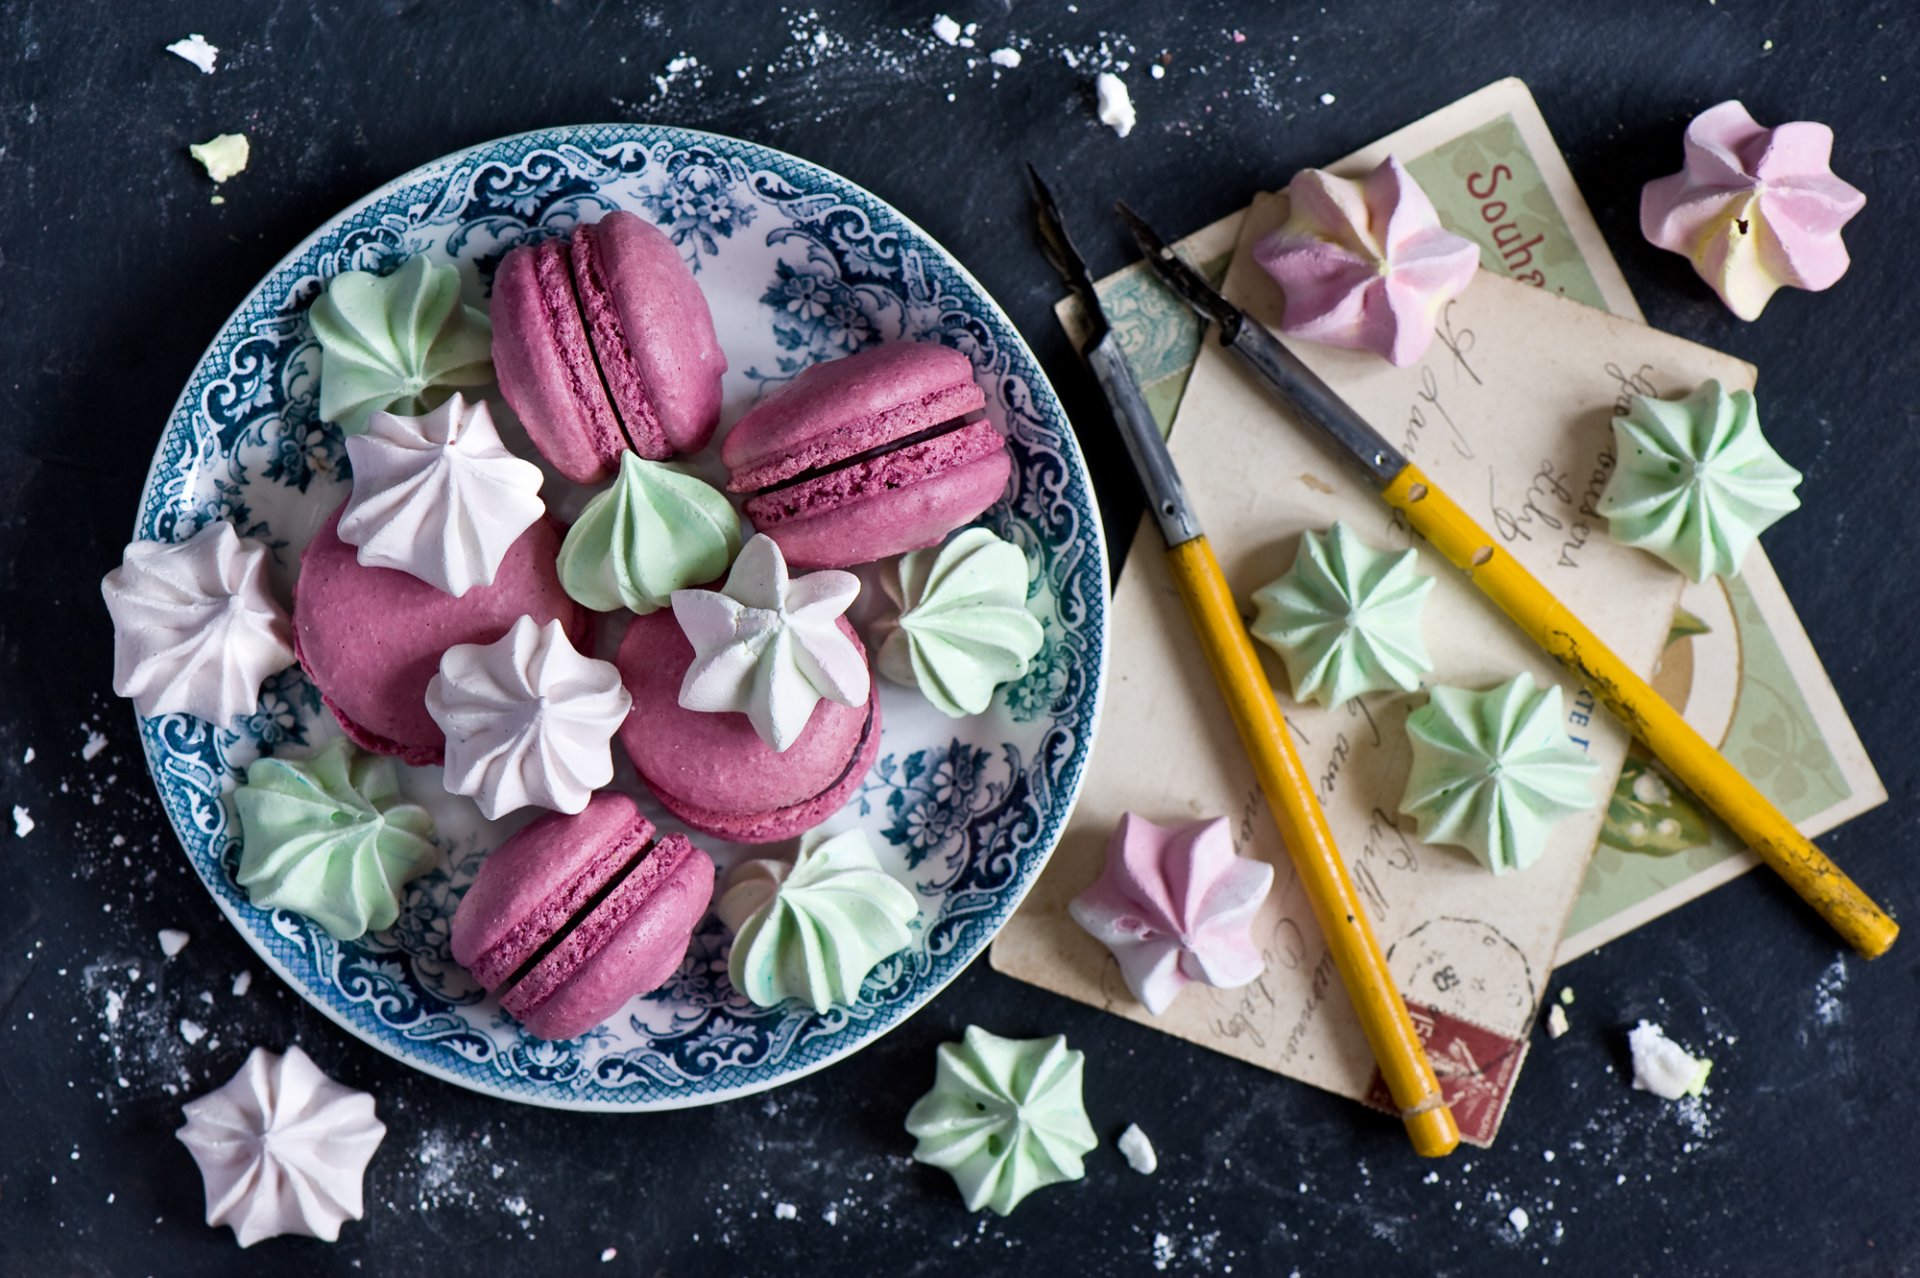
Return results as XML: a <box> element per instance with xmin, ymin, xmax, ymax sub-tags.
<box><xmin>1151</xmin><ymin>1232</ymin><xmax>1175</xmax><ymax>1270</ymax></box>
<box><xmin>157</xmin><ymin>929</ymin><xmax>190</xmax><ymax>958</ymax></box>
<box><xmin>773</xmin><ymin>1201</ymin><xmax>798</xmax><ymax>1220</ymax></box>
<box><xmin>13</xmin><ymin>805</ymin><xmax>33</xmax><ymax>836</ymax></box>
<box><xmin>22</xmin><ymin>746</ymin><xmax>34</xmax><ymax>763</ymax></box>
<box><xmin>1812</xmin><ymin>956</ymin><xmax>1847</xmax><ymax>1027</ymax></box>
<box><xmin>1318</xmin><ymin>91</ymin><xmax>1336</xmax><ymax>105</ymax></box>
<box><xmin>988</xmin><ymin>47</ymin><xmax>1022</xmax><ymax>68</ymax></box>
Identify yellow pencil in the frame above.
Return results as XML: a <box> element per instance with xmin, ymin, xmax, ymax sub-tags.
<box><xmin>1033</xmin><ymin>168</ymin><xmax>1460</xmax><ymax>1157</ymax></box>
<box><xmin>1123</xmin><ymin>205</ymin><xmax>1897</xmax><ymax>960</ymax></box>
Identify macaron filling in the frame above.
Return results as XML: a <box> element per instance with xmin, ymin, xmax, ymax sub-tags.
<box><xmin>742</xmin><ymin>413</ymin><xmax>1001</xmax><ymax>528</ymax></box>
<box><xmin>463</xmin><ymin>816</ymin><xmax>699</xmax><ymax>1025</ymax></box>
<box><xmin>569</xmin><ymin>222</ymin><xmax>669</xmax><ymax>459</ymax></box>
<box><xmin>502</xmin><ymin>833</ymin><xmax>699</xmax><ymax>1022</ymax></box>
<box><xmin>527</xmin><ymin>239</ymin><xmax>629</xmax><ymax>464</ymax></box>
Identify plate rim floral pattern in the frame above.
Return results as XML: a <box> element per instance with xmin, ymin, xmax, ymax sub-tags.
<box><xmin>132</xmin><ymin>123</ymin><xmax>1110</xmax><ymax>1110</ymax></box>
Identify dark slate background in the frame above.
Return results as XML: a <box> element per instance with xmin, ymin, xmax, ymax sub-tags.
<box><xmin>2</xmin><ymin>2</ymin><xmax>1915</xmax><ymax>1275</ymax></box>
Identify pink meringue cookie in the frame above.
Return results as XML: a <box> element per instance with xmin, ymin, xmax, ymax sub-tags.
<box><xmin>1254</xmin><ymin>155</ymin><xmax>1482</xmax><ymax>367</ymax></box>
<box><xmin>1640</xmin><ymin>100</ymin><xmax>1866</xmax><ymax>320</ymax></box>
<box><xmin>1068</xmin><ymin>813</ymin><xmax>1274</xmax><ymax>1015</ymax></box>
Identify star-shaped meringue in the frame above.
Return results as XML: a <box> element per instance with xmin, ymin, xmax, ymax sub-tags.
<box><xmin>1250</xmin><ymin>521</ymin><xmax>1434</xmax><ymax>708</ymax></box>
<box><xmin>1254</xmin><ymin>154</ymin><xmax>1482</xmax><ymax>366</ymax></box>
<box><xmin>425</xmin><ymin>615</ymin><xmax>633</xmax><ymax>818</ymax></box>
<box><xmin>1641</xmin><ymin>100</ymin><xmax>1866</xmax><ymax>320</ymax></box>
<box><xmin>670</xmin><ymin>533</ymin><xmax>868</xmax><ymax>752</ymax></box>
<box><xmin>1399</xmin><ymin>672</ymin><xmax>1600</xmax><ymax>875</ymax></box>
<box><xmin>904</xmin><ymin>1027</ymin><xmax>1098</xmax><ymax>1216</ymax></box>
<box><xmin>176</xmin><ymin>1044</ymin><xmax>386</xmax><ymax>1248</ymax></box>
<box><xmin>338</xmin><ymin>393</ymin><xmax>545</xmax><ymax>597</ymax></box>
<box><xmin>102</xmin><ymin>521</ymin><xmax>296</xmax><ymax>725</ymax></box>
<box><xmin>1598</xmin><ymin>379</ymin><xmax>1802</xmax><ymax>581</ymax></box>
<box><xmin>1068</xmin><ymin>813</ymin><xmax>1274</xmax><ymax>1015</ymax></box>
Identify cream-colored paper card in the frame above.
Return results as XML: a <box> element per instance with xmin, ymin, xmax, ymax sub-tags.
<box><xmin>994</xmin><ymin>193</ymin><xmax>1756</xmax><ymax>1143</ymax></box>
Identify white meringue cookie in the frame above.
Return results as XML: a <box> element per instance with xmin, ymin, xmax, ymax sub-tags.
<box><xmin>670</xmin><ymin>534</ymin><xmax>868</xmax><ymax>753</ymax></box>
<box><xmin>338</xmin><ymin>393</ymin><xmax>545</xmax><ymax>596</ymax></box>
<box><xmin>425</xmin><ymin>615</ymin><xmax>632</xmax><ymax>818</ymax></box>
<box><xmin>101</xmin><ymin>521</ymin><xmax>295</xmax><ymax>725</ymax></box>
<box><xmin>175</xmin><ymin>1044</ymin><xmax>386</xmax><ymax>1248</ymax></box>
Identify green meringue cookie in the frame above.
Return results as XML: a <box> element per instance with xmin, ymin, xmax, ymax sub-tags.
<box><xmin>876</xmin><ymin>527</ymin><xmax>1044</xmax><ymax>718</ymax></box>
<box><xmin>904</xmin><ymin>1026</ymin><xmax>1098</xmax><ymax>1216</ymax></box>
<box><xmin>717</xmin><ymin>829</ymin><xmax>918</xmax><ymax>1014</ymax></box>
<box><xmin>1597</xmin><ymin>379</ymin><xmax>1802</xmax><ymax>582</ymax></box>
<box><xmin>556</xmin><ymin>452</ymin><xmax>742</xmax><ymax>614</ymax></box>
<box><xmin>233</xmin><ymin>737</ymin><xmax>439</xmax><ymax>940</ymax></box>
<box><xmin>309</xmin><ymin>255</ymin><xmax>494</xmax><ymax>436</ymax></box>
<box><xmin>1250</xmin><ymin>521</ymin><xmax>1434</xmax><ymax>708</ymax></box>
<box><xmin>1399</xmin><ymin>672</ymin><xmax>1600</xmax><ymax>875</ymax></box>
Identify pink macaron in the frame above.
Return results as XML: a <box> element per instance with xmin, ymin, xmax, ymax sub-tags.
<box><xmin>491</xmin><ymin>210</ymin><xmax>726</xmax><ymax>483</ymax></box>
<box><xmin>721</xmin><ymin>341</ymin><xmax>1011</xmax><ymax>569</ymax></box>
<box><xmin>614</xmin><ymin>608</ymin><xmax>882</xmax><ymax>844</ymax></box>
<box><xmin>292</xmin><ymin>502</ymin><xmax>590</xmax><ymax>766</ymax></box>
<box><xmin>450</xmin><ymin>792</ymin><xmax>714</xmax><ymax>1041</ymax></box>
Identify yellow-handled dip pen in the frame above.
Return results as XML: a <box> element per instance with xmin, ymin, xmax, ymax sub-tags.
<box><xmin>1115</xmin><ymin>201</ymin><xmax>1898</xmax><ymax>962</ymax></box>
<box><xmin>1028</xmin><ymin>167</ymin><xmax>1462</xmax><ymax>1159</ymax></box>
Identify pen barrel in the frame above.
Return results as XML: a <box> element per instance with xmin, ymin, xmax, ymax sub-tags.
<box><xmin>1163</xmin><ymin>535</ymin><xmax>1459</xmax><ymax>1156</ymax></box>
<box><xmin>1382</xmin><ymin>466</ymin><xmax>1898</xmax><ymax>960</ymax></box>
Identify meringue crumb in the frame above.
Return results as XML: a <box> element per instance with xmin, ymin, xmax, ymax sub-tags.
<box><xmin>1319</xmin><ymin>92</ymin><xmax>1336</xmax><ymax>105</ymax></box>
<box><xmin>1628</xmin><ymin>1020</ymin><xmax>1713</xmax><ymax>1100</ymax></box>
<box><xmin>600</xmin><ymin>1248</ymin><xmax>617</xmax><ymax>1263</ymax></box>
<box><xmin>931</xmin><ymin>14</ymin><xmax>960</xmax><ymax>45</ymax></box>
<box><xmin>21</xmin><ymin>746</ymin><xmax>34</xmax><ymax>764</ymax></box>
<box><xmin>989</xmin><ymin>47</ymin><xmax>1021</xmax><ymax>68</ymax></box>
<box><xmin>1509</xmin><ymin>1206</ymin><xmax>1530</xmax><ymax>1234</ymax></box>
<box><xmin>12</xmin><ymin>806</ymin><xmax>33</xmax><ymax>837</ymax></box>
<box><xmin>1547</xmin><ymin>1004</ymin><xmax>1569</xmax><ymax>1038</ymax></box>
<box><xmin>165</xmin><ymin>33</ymin><xmax>219</xmax><ymax>74</ymax></box>
<box><xmin>158</xmin><ymin>929</ymin><xmax>190</xmax><ymax>958</ymax></box>
<box><xmin>189</xmin><ymin>133</ymin><xmax>249</xmax><ymax>184</ymax></box>
<box><xmin>1118</xmin><ymin>1123</ymin><xmax>1159</xmax><ymax>1174</ymax></box>
<box><xmin>1095</xmin><ymin>72</ymin><xmax>1136</xmax><ymax>138</ymax></box>
<box><xmin>82</xmin><ymin>731</ymin><xmax>109</xmax><ymax>761</ymax></box>
<box><xmin>179</xmin><ymin>1019</ymin><xmax>207</xmax><ymax>1045</ymax></box>
<box><xmin>1559</xmin><ymin>986</ymin><xmax>1575</xmax><ymax>1005</ymax></box>
<box><xmin>232</xmin><ymin>971</ymin><xmax>253</xmax><ymax>997</ymax></box>
<box><xmin>773</xmin><ymin>1201</ymin><xmax>798</xmax><ymax>1221</ymax></box>
<box><xmin>1150</xmin><ymin>64</ymin><xmax>1165</xmax><ymax>79</ymax></box>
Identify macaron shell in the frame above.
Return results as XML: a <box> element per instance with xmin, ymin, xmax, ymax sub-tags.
<box><xmin>449</xmin><ymin>792</ymin><xmax>652</xmax><ymax>988</ymax></box>
<box><xmin>293</xmin><ymin>503</ymin><xmax>589</xmax><ymax>765</ymax></box>
<box><xmin>490</xmin><ymin>238</ymin><xmax>627</xmax><ymax>484</ymax></box>
<box><xmin>722</xmin><ymin>341</ymin><xmax>986</xmax><ymax>493</ymax></box>
<box><xmin>615</xmin><ymin>608</ymin><xmax>878</xmax><ymax>841</ymax></box>
<box><xmin>511</xmin><ymin>834</ymin><xmax>714</xmax><ymax>1041</ymax></box>
<box><xmin>579</xmin><ymin>212</ymin><xmax>726</xmax><ymax>458</ymax></box>
<box><xmin>650</xmin><ymin>706</ymin><xmax>881</xmax><ymax>844</ymax></box>
<box><xmin>742</xmin><ymin>420</ymin><xmax>1012</xmax><ymax>569</ymax></box>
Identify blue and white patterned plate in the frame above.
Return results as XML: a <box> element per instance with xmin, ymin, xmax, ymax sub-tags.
<box><xmin>136</xmin><ymin>125</ymin><xmax>1109</xmax><ymax>1109</ymax></box>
